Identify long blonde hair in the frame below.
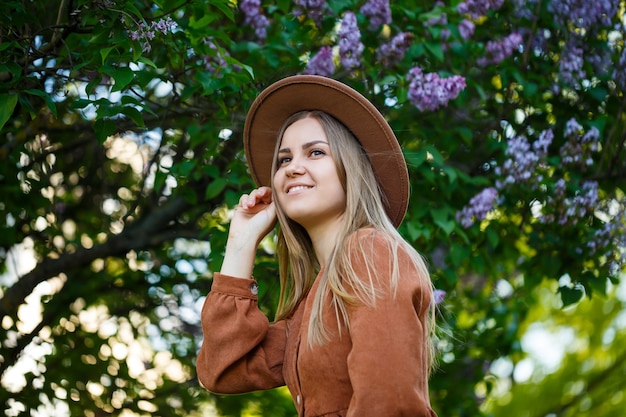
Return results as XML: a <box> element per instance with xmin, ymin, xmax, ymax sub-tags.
<box><xmin>270</xmin><ymin>111</ymin><xmax>436</xmax><ymax>372</ymax></box>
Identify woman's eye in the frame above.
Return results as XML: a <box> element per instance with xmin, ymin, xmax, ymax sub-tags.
<box><xmin>310</xmin><ymin>149</ymin><xmax>326</xmax><ymax>157</ymax></box>
<box><xmin>278</xmin><ymin>156</ymin><xmax>291</xmax><ymax>165</ymax></box>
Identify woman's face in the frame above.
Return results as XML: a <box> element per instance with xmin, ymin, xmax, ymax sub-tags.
<box><xmin>273</xmin><ymin>116</ymin><xmax>346</xmax><ymax>231</ymax></box>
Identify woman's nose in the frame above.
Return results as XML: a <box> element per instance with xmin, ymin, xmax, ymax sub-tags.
<box><xmin>285</xmin><ymin>157</ymin><xmax>305</xmax><ymax>176</ymax></box>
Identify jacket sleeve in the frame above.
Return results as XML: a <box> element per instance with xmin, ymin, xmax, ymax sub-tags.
<box><xmin>345</xmin><ymin>231</ymin><xmax>437</xmax><ymax>417</ymax></box>
<box><xmin>196</xmin><ymin>273</ymin><xmax>286</xmax><ymax>394</ymax></box>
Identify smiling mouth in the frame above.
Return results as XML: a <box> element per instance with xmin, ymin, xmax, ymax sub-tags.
<box><xmin>287</xmin><ymin>185</ymin><xmax>312</xmax><ymax>194</ymax></box>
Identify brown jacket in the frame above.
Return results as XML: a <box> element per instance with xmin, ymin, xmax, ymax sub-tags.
<box><xmin>197</xmin><ymin>229</ymin><xmax>437</xmax><ymax>417</ymax></box>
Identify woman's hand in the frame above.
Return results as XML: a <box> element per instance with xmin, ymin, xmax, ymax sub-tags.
<box><xmin>220</xmin><ymin>186</ymin><xmax>277</xmax><ymax>278</ymax></box>
<box><xmin>231</xmin><ymin>186</ymin><xmax>277</xmax><ymax>244</ymax></box>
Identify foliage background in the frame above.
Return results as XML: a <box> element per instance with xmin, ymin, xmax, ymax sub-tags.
<box><xmin>1</xmin><ymin>0</ymin><xmax>625</xmax><ymax>416</ymax></box>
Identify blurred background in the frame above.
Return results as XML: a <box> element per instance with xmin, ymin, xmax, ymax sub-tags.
<box><xmin>1</xmin><ymin>0</ymin><xmax>625</xmax><ymax>416</ymax></box>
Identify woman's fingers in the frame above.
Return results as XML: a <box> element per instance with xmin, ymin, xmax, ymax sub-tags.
<box><xmin>240</xmin><ymin>187</ymin><xmax>273</xmax><ymax>209</ymax></box>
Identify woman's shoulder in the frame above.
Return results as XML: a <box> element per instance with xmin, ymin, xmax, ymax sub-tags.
<box><xmin>345</xmin><ymin>227</ymin><xmax>399</xmax><ymax>252</ymax></box>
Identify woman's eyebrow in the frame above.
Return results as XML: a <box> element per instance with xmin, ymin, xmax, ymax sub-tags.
<box><xmin>278</xmin><ymin>140</ymin><xmax>329</xmax><ymax>154</ymax></box>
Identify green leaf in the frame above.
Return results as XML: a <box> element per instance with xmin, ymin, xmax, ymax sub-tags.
<box><xmin>23</xmin><ymin>89</ymin><xmax>58</xmax><ymax>119</ymax></box>
<box><xmin>210</xmin><ymin>0</ymin><xmax>235</xmax><ymax>22</ymax></box>
<box><xmin>425</xmin><ymin>42</ymin><xmax>444</xmax><ymax>62</ymax></box>
<box><xmin>432</xmin><ymin>208</ymin><xmax>456</xmax><ymax>236</ymax></box>
<box><xmin>137</xmin><ymin>56</ymin><xmax>158</xmax><ymax>69</ymax></box>
<box><xmin>205</xmin><ymin>178</ymin><xmax>228</xmax><ymax>200</ymax></box>
<box><xmin>94</xmin><ymin>118</ymin><xmax>116</xmax><ymax>143</ymax></box>
<box><xmin>0</xmin><ymin>94</ymin><xmax>18</xmax><ymax>131</ymax></box>
<box><xmin>121</xmin><ymin>106</ymin><xmax>144</xmax><ymax>127</ymax></box>
<box><xmin>110</xmin><ymin>67</ymin><xmax>135</xmax><ymax>92</ymax></box>
<box><xmin>100</xmin><ymin>47</ymin><xmax>116</xmax><ymax>64</ymax></box>
<box><xmin>559</xmin><ymin>285</ymin><xmax>584</xmax><ymax>306</ymax></box>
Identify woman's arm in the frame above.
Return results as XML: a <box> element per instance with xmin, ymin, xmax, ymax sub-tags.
<box><xmin>196</xmin><ymin>273</ymin><xmax>286</xmax><ymax>393</ymax></box>
<box><xmin>220</xmin><ymin>186</ymin><xmax>276</xmax><ymax>278</ymax></box>
<box><xmin>197</xmin><ymin>187</ymin><xmax>284</xmax><ymax>393</ymax></box>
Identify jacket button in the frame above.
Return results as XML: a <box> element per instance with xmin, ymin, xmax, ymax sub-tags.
<box><xmin>296</xmin><ymin>394</ymin><xmax>301</xmax><ymax>405</ymax></box>
<box><xmin>250</xmin><ymin>283</ymin><xmax>258</xmax><ymax>295</ymax></box>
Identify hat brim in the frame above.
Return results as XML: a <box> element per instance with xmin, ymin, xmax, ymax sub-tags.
<box><xmin>243</xmin><ymin>75</ymin><xmax>409</xmax><ymax>228</ymax></box>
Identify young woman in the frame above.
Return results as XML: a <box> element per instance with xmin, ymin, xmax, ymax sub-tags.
<box><xmin>197</xmin><ymin>75</ymin><xmax>438</xmax><ymax>417</ymax></box>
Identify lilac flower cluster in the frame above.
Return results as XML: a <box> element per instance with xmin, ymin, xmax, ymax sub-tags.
<box><xmin>338</xmin><ymin>12</ymin><xmax>364</xmax><ymax>71</ymax></box>
<box><xmin>433</xmin><ymin>289</ymin><xmax>447</xmax><ymax>306</ymax></box>
<box><xmin>558</xmin><ymin>40</ymin><xmax>586</xmax><ymax>85</ymax></box>
<box><xmin>458</xmin><ymin>19</ymin><xmax>475</xmax><ymax>40</ymax></box>
<box><xmin>202</xmin><ymin>37</ymin><xmax>229</xmax><ymax>73</ymax></box>
<box><xmin>293</xmin><ymin>0</ymin><xmax>328</xmax><ymax>26</ymax></box>
<box><xmin>406</xmin><ymin>67</ymin><xmax>466</xmax><ymax>112</ymax></box>
<box><xmin>129</xmin><ymin>17</ymin><xmax>177</xmax><ymax>53</ymax></box>
<box><xmin>376</xmin><ymin>32</ymin><xmax>413</xmax><ymax>67</ymax></box>
<box><xmin>457</xmin><ymin>0</ymin><xmax>504</xmax><ymax>19</ymax></box>
<box><xmin>494</xmin><ymin>130</ymin><xmax>553</xmax><ymax>190</ymax></box>
<box><xmin>427</xmin><ymin>11</ymin><xmax>447</xmax><ymax>27</ymax></box>
<box><xmin>240</xmin><ymin>0</ymin><xmax>270</xmax><ymax>40</ymax></box>
<box><xmin>559</xmin><ymin>118</ymin><xmax>600</xmax><ymax>168</ymax></box>
<box><xmin>360</xmin><ymin>0</ymin><xmax>391</xmax><ymax>31</ymax></box>
<box><xmin>589</xmin><ymin>208</ymin><xmax>626</xmax><ymax>274</ymax></box>
<box><xmin>456</xmin><ymin>187</ymin><xmax>499</xmax><ymax>228</ymax></box>
<box><xmin>304</xmin><ymin>46</ymin><xmax>335</xmax><ymax>77</ymax></box>
<box><xmin>556</xmin><ymin>181</ymin><xmax>599</xmax><ymax>225</ymax></box>
<box><xmin>512</xmin><ymin>0</ymin><xmax>538</xmax><ymax>20</ymax></box>
<box><xmin>614</xmin><ymin>48</ymin><xmax>626</xmax><ymax>91</ymax></box>
<box><xmin>477</xmin><ymin>32</ymin><xmax>523</xmax><ymax>66</ymax></box>
<box><xmin>548</xmin><ymin>0</ymin><xmax>619</xmax><ymax>31</ymax></box>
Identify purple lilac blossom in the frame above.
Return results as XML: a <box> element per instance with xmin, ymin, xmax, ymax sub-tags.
<box><xmin>549</xmin><ymin>0</ymin><xmax>619</xmax><ymax>31</ymax></box>
<box><xmin>433</xmin><ymin>289</ymin><xmax>446</xmax><ymax>306</ymax></box>
<box><xmin>477</xmin><ymin>32</ymin><xmax>523</xmax><ymax>66</ymax></box>
<box><xmin>560</xmin><ymin>118</ymin><xmax>600</xmax><ymax>167</ymax></box>
<box><xmin>512</xmin><ymin>0</ymin><xmax>537</xmax><ymax>19</ymax></box>
<box><xmin>338</xmin><ymin>12</ymin><xmax>364</xmax><ymax>71</ymax></box>
<box><xmin>406</xmin><ymin>67</ymin><xmax>466</xmax><ymax>112</ymax></box>
<box><xmin>360</xmin><ymin>0</ymin><xmax>392</xmax><ymax>31</ymax></box>
<box><xmin>458</xmin><ymin>19</ymin><xmax>475</xmax><ymax>40</ymax></box>
<box><xmin>294</xmin><ymin>0</ymin><xmax>328</xmax><ymax>26</ymax></box>
<box><xmin>304</xmin><ymin>46</ymin><xmax>335</xmax><ymax>76</ymax></box>
<box><xmin>456</xmin><ymin>187</ymin><xmax>499</xmax><ymax>228</ymax></box>
<box><xmin>376</xmin><ymin>32</ymin><xmax>413</xmax><ymax>67</ymax></box>
<box><xmin>457</xmin><ymin>0</ymin><xmax>504</xmax><ymax>19</ymax></box>
<box><xmin>202</xmin><ymin>37</ymin><xmax>228</xmax><ymax>72</ymax></box>
<box><xmin>494</xmin><ymin>130</ymin><xmax>553</xmax><ymax>190</ymax></box>
<box><xmin>558</xmin><ymin>181</ymin><xmax>599</xmax><ymax>225</ymax></box>
<box><xmin>614</xmin><ymin>48</ymin><xmax>626</xmax><ymax>91</ymax></box>
<box><xmin>240</xmin><ymin>0</ymin><xmax>270</xmax><ymax>40</ymax></box>
<box><xmin>152</xmin><ymin>16</ymin><xmax>177</xmax><ymax>34</ymax></box>
<box><xmin>427</xmin><ymin>12</ymin><xmax>447</xmax><ymax>26</ymax></box>
<box><xmin>589</xmin><ymin>208</ymin><xmax>626</xmax><ymax>274</ymax></box>
<box><xmin>129</xmin><ymin>17</ymin><xmax>177</xmax><ymax>53</ymax></box>
<box><xmin>559</xmin><ymin>40</ymin><xmax>586</xmax><ymax>85</ymax></box>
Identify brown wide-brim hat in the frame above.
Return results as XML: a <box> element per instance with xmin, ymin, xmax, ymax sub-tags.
<box><xmin>243</xmin><ymin>75</ymin><xmax>409</xmax><ymax>227</ymax></box>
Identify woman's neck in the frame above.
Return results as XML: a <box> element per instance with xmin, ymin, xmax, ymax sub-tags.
<box><xmin>306</xmin><ymin>216</ymin><xmax>344</xmax><ymax>266</ymax></box>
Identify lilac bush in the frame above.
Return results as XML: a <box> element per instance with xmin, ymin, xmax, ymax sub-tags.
<box><xmin>304</xmin><ymin>46</ymin><xmax>335</xmax><ymax>77</ymax></box>
<box><xmin>549</xmin><ymin>0</ymin><xmax>619</xmax><ymax>31</ymax></box>
<box><xmin>494</xmin><ymin>130</ymin><xmax>553</xmax><ymax>190</ymax></box>
<box><xmin>128</xmin><ymin>17</ymin><xmax>177</xmax><ymax>53</ymax></box>
<box><xmin>240</xmin><ymin>0</ymin><xmax>270</xmax><ymax>40</ymax></box>
<box><xmin>560</xmin><ymin>118</ymin><xmax>600</xmax><ymax>168</ymax></box>
<box><xmin>477</xmin><ymin>32</ymin><xmax>523</xmax><ymax>66</ymax></box>
<box><xmin>406</xmin><ymin>67</ymin><xmax>467</xmax><ymax>112</ymax></box>
<box><xmin>338</xmin><ymin>12</ymin><xmax>364</xmax><ymax>71</ymax></box>
<box><xmin>456</xmin><ymin>187</ymin><xmax>499</xmax><ymax>228</ymax></box>
<box><xmin>360</xmin><ymin>0</ymin><xmax>392</xmax><ymax>30</ymax></box>
<box><xmin>457</xmin><ymin>0</ymin><xmax>504</xmax><ymax>19</ymax></box>
<box><xmin>293</xmin><ymin>0</ymin><xmax>328</xmax><ymax>26</ymax></box>
<box><xmin>458</xmin><ymin>19</ymin><xmax>475</xmax><ymax>40</ymax></box>
<box><xmin>376</xmin><ymin>32</ymin><xmax>413</xmax><ymax>67</ymax></box>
